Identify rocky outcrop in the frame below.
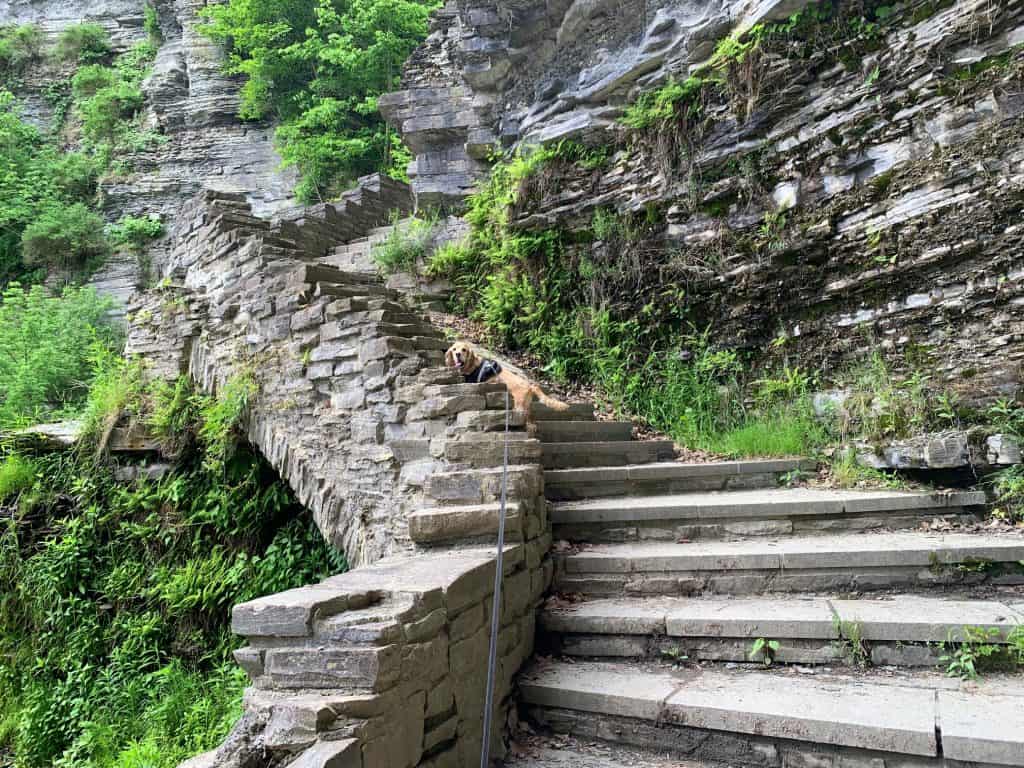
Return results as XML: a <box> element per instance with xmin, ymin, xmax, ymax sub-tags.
<box><xmin>379</xmin><ymin>0</ymin><xmax>810</xmax><ymax>207</ymax></box>
<box><xmin>5</xmin><ymin>0</ymin><xmax>296</xmax><ymax>288</ymax></box>
<box><xmin>382</xmin><ymin>0</ymin><xmax>1024</xmax><ymax>404</ymax></box>
<box><xmin>105</xmin><ymin>0</ymin><xmax>296</xmax><ymax>222</ymax></box>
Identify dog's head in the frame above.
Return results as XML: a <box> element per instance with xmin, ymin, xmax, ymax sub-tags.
<box><xmin>445</xmin><ymin>341</ymin><xmax>479</xmax><ymax>375</ymax></box>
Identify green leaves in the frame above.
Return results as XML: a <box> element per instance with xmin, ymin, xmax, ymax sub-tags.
<box><xmin>1</xmin><ymin>444</ymin><xmax>346</xmax><ymax>767</ymax></box>
<box><xmin>0</xmin><ymin>283</ymin><xmax>120</xmax><ymax>429</ymax></box>
<box><xmin>200</xmin><ymin>0</ymin><xmax>438</xmax><ymax>200</ymax></box>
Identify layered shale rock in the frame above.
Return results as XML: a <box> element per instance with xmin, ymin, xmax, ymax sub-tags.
<box><xmin>382</xmin><ymin>0</ymin><xmax>1024</xmax><ymax>404</ymax></box>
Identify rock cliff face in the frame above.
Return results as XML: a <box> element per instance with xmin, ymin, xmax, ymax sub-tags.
<box><xmin>382</xmin><ymin>0</ymin><xmax>1024</xmax><ymax>404</ymax></box>
<box><xmin>5</xmin><ymin>0</ymin><xmax>294</xmax><ymax>228</ymax></box>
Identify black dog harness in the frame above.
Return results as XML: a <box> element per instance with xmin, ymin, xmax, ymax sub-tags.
<box><xmin>465</xmin><ymin>359</ymin><xmax>502</xmax><ymax>384</ymax></box>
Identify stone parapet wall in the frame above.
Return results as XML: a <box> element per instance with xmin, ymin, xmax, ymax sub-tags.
<box><xmin>127</xmin><ymin>175</ymin><xmax>551</xmax><ymax>767</ymax></box>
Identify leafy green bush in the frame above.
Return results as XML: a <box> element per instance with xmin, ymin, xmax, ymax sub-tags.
<box><xmin>991</xmin><ymin>464</ymin><xmax>1024</xmax><ymax>523</ymax></box>
<box><xmin>199</xmin><ymin>0</ymin><xmax>437</xmax><ymax>201</ymax></box>
<box><xmin>0</xmin><ymin>91</ymin><xmax>105</xmax><ymax>282</ymax></box>
<box><xmin>144</xmin><ymin>3</ymin><xmax>161</xmax><ymax>44</ymax></box>
<box><xmin>21</xmin><ymin>203</ymin><xmax>110</xmax><ymax>271</ymax></box>
<box><xmin>0</xmin><ymin>284</ymin><xmax>120</xmax><ymax>428</ymax></box>
<box><xmin>107</xmin><ymin>214</ymin><xmax>164</xmax><ymax>251</ymax></box>
<box><xmin>0</xmin><ymin>454</ymin><xmax>35</xmax><ymax>501</ymax></box>
<box><xmin>0</xmin><ymin>24</ymin><xmax>44</xmax><ymax>72</ymax></box>
<box><xmin>371</xmin><ymin>215</ymin><xmax>437</xmax><ymax>274</ymax></box>
<box><xmin>54</xmin><ymin>23</ymin><xmax>112</xmax><ymax>64</ymax></box>
<box><xmin>621</xmin><ymin>76</ymin><xmax>706</xmax><ymax>130</ymax></box>
<box><xmin>1</xmin><ymin>444</ymin><xmax>345</xmax><ymax>768</ymax></box>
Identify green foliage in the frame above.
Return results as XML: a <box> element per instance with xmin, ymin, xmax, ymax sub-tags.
<box><xmin>835</xmin><ymin>351</ymin><xmax>957</xmax><ymax>441</ymax></box>
<box><xmin>0</xmin><ymin>91</ymin><xmax>104</xmax><ymax>282</ymax></box>
<box><xmin>832</xmin><ymin>617</ymin><xmax>869</xmax><ymax>667</ymax></box>
<box><xmin>2</xmin><ymin>360</ymin><xmax>346</xmax><ymax>766</ymax></box>
<box><xmin>107</xmin><ymin>214</ymin><xmax>164</xmax><ymax>251</ymax></box>
<box><xmin>0</xmin><ymin>441</ymin><xmax>345</xmax><ymax>768</ymax></box>
<box><xmin>829</xmin><ymin>449</ymin><xmax>904</xmax><ymax>490</ymax></box>
<box><xmin>371</xmin><ymin>214</ymin><xmax>437</xmax><ymax>274</ymax></box>
<box><xmin>70</xmin><ymin>43</ymin><xmax>153</xmax><ymax>147</ymax></box>
<box><xmin>197</xmin><ymin>373</ymin><xmax>259</xmax><ymax>473</ymax></box>
<box><xmin>199</xmin><ymin>0</ymin><xmax>439</xmax><ymax>201</ymax></box>
<box><xmin>54</xmin><ymin>24</ymin><xmax>113</xmax><ymax>65</ymax></box>
<box><xmin>0</xmin><ymin>25</ymin><xmax>44</xmax><ymax>73</ymax></box>
<box><xmin>0</xmin><ymin>454</ymin><xmax>35</xmax><ymax>501</ymax></box>
<box><xmin>990</xmin><ymin>464</ymin><xmax>1024</xmax><ymax>524</ymax></box>
<box><xmin>621</xmin><ymin>76</ymin><xmax>706</xmax><ymax>130</ymax></box>
<box><xmin>77</xmin><ymin>348</ymin><xmax>145</xmax><ymax>451</ymax></box>
<box><xmin>21</xmin><ymin>202</ymin><xmax>110</xmax><ymax>271</ymax></box>
<box><xmin>710</xmin><ymin>407</ymin><xmax>826</xmax><ymax>458</ymax></box>
<box><xmin>0</xmin><ymin>284</ymin><xmax>120</xmax><ymax>429</ymax></box>
<box><xmin>747</xmin><ymin>637</ymin><xmax>780</xmax><ymax>666</ymax></box>
<box><xmin>144</xmin><ymin>3</ymin><xmax>162</xmax><ymax>44</ymax></box>
<box><xmin>940</xmin><ymin>626</ymin><xmax>1007</xmax><ymax>680</ymax></box>
<box><xmin>987</xmin><ymin>398</ymin><xmax>1024</xmax><ymax>437</ymax></box>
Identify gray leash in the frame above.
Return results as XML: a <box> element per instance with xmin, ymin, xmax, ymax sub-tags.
<box><xmin>479</xmin><ymin>388</ymin><xmax>510</xmax><ymax>768</ymax></box>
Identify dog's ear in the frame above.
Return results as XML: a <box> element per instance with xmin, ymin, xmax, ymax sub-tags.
<box><xmin>444</xmin><ymin>346</ymin><xmax>456</xmax><ymax>368</ymax></box>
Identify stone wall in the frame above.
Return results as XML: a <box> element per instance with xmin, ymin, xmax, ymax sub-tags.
<box><xmin>126</xmin><ymin>176</ymin><xmax>552</xmax><ymax>767</ymax></box>
<box><xmin>382</xmin><ymin>0</ymin><xmax>1024</xmax><ymax>405</ymax></box>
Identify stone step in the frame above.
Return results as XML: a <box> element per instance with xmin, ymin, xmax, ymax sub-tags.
<box><xmin>542</xmin><ymin>441</ymin><xmax>676</xmax><ymax>469</ymax></box>
<box><xmin>554</xmin><ymin>532</ymin><xmax>1024</xmax><ymax>596</ymax></box>
<box><xmin>545</xmin><ymin>459</ymin><xmax>815</xmax><ymax>500</ymax></box>
<box><xmin>550</xmin><ymin>488</ymin><xmax>986</xmax><ymax>542</ymax></box>
<box><xmin>519</xmin><ymin>660</ymin><xmax>1024</xmax><ymax>766</ymax></box>
<box><xmin>540</xmin><ymin>594</ymin><xmax>1024</xmax><ymax>667</ymax></box>
<box><xmin>535</xmin><ymin>421</ymin><xmax>634</xmax><ymax>443</ymax></box>
<box><xmin>530</xmin><ymin>402</ymin><xmax>596</xmax><ymax>421</ymax></box>
<box><xmin>409</xmin><ymin>501</ymin><xmax>527</xmax><ymax>545</ymax></box>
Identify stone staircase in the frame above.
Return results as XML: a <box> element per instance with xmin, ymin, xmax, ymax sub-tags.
<box><xmin>510</xmin><ymin>418</ymin><xmax>1024</xmax><ymax>767</ymax></box>
<box><xmin>132</xmin><ymin>180</ymin><xmax>1024</xmax><ymax>768</ymax></box>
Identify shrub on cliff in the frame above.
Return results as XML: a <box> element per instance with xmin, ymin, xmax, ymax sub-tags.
<box><xmin>200</xmin><ymin>0</ymin><xmax>437</xmax><ymax>201</ymax></box>
<box><xmin>0</xmin><ymin>24</ymin><xmax>44</xmax><ymax>73</ymax></box>
<box><xmin>21</xmin><ymin>203</ymin><xmax>110</xmax><ymax>272</ymax></box>
<box><xmin>54</xmin><ymin>23</ymin><xmax>112</xmax><ymax>64</ymax></box>
<box><xmin>0</xmin><ymin>91</ymin><xmax>105</xmax><ymax>284</ymax></box>
<box><xmin>0</xmin><ymin>284</ymin><xmax>120</xmax><ymax>429</ymax></box>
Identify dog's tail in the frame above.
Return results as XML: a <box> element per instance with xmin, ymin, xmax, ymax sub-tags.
<box><xmin>533</xmin><ymin>387</ymin><xmax>571</xmax><ymax>412</ymax></box>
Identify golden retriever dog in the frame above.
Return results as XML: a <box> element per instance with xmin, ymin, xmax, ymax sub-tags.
<box><xmin>445</xmin><ymin>341</ymin><xmax>570</xmax><ymax>420</ymax></box>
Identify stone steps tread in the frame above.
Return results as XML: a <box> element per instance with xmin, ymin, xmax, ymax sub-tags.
<box><xmin>519</xmin><ymin>660</ymin><xmax>1024</xmax><ymax>764</ymax></box>
<box><xmin>545</xmin><ymin>459</ymin><xmax>813</xmax><ymax>483</ymax></box>
<box><xmin>541</xmin><ymin>594</ymin><xmax>1024</xmax><ymax>642</ymax></box>
<box><xmin>560</xmin><ymin>531</ymin><xmax>1024</xmax><ymax>573</ymax></box>
<box><xmin>551</xmin><ymin>487</ymin><xmax>986</xmax><ymax>524</ymax></box>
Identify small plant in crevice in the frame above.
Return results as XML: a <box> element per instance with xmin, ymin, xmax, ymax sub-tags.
<box><xmin>54</xmin><ymin>23</ymin><xmax>113</xmax><ymax>64</ymax></box>
<box><xmin>107</xmin><ymin>214</ymin><xmax>165</xmax><ymax>252</ymax></box>
<box><xmin>832</xmin><ymin>616</ymin><xmax>870</xmax><ymax>667</ymax></box>
<box><xmin>990</xmin><ymin>464</ymin><xmax>1024</xmax><ymax>523</ymax></box>
<box><xmin>660</xmin><ymin>645</ymin><xmax>690</xmax><ymax>667</ymax></box>
<box><xmin>371</xmin><ymin>213</ymin><xmax>439</xmax><ymax>275</ymax></box>
<box><xmin>0</xmin><ymin>24</ymin><xmax>44</xmax><ymax>74</ymax></box>
<box><xmin>939</xmin><ymin>626</ymin><xmax>1007</xmax><ymax>680</ymax></box>
<box><xmin>748</xmin><ymin>637</ymin><xmax>781</xmax><ymax>666</ymax></box>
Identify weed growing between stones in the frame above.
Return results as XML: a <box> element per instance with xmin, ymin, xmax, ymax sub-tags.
<box><xmin>371</xmin><ymin>213</ymin><xmax>440</xmax><ymax>275</ymax></box>
<box><xmin>939</xmin><ymin>626</ymin><xmax>1012</xmax><ymax>680</ymax></box>
<box><xmin>747</xmin><ymin>637</ymin><xmax>781</xmax><ymax>666</ymax></box>
<box><xmin>832</xmin><ymin>617</ymin><xmax>870</xmax><ymax>667</ymax></box>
